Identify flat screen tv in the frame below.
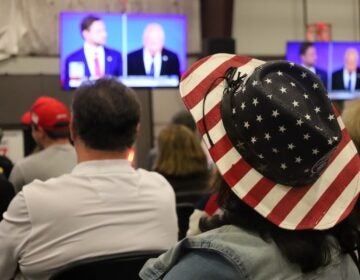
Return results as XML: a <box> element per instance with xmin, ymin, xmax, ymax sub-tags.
<box><xmin>60</xmin><ymin>12</ymin><xmax>187</xmax><ymax>90</ymax></box>
<box><xmin>286</xmin><ymin>41</ymin><xmax>360</xmax><ymax>100</ymax></box>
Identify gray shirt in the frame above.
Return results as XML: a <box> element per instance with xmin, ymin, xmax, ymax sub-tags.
<box><xmin>9</xmin><ymin>144</ymin><xmax>76</xmax><ymax>192</ymax></box>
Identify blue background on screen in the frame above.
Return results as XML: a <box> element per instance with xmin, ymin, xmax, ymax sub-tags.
<box><xmin>126</xmin><ymin>14</ymin><xmax>187</xmax><ymax>75</ymax></box>
<box><xmin>60</xmin><ymin>12</ymin><xmax>123</xmax><ymax>83</ymax></box>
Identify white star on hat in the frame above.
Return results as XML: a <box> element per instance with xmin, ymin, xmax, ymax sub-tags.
<box><xmin>279</xmin><ymin>125</ymin><xmax>286</xmax><ymax>133</ymax></box>
<box><xmin>296</xmin><ymin>119</ymin><xmax>304</xmax><ymax>126</ymax></box>
<box><xmin>288</xmin><ymin>143</ymin><xmax>295</xmax><ymax>150</ymax></box>
<box><xmin>292</xmin><ymin>100</ymin><xmax>299</xmax><ymax>107</ymax></box>
<box><xmin>328</xmin><ymin>114</ymin><xmax>335</xmax><ymax>120</ymax></box>
<box><xmin>256</xmin><ymin>115</ymin><xmax>263</xmax><ymax>122</ymax></box>
<box><xmin>303</xmin><ymin>133</ymin><xmax>310</xmax><ymax>140</ymax></box>
<box><xmin>272</xmin><ymin>110</ymin><xmax>280</xmax><ymax>118</ymax></box>
<box><xmin>280</xmin><ymin>87</ymin><xmax>287</xmax><ymax>93</ymax></box>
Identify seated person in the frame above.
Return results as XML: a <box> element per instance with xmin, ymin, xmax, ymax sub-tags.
<box><xmin>140</xmin><ymin>54</ymin><xmax>360</xmax><ymax>279</ymax></box>
<box><xmin>0</xmin><ymin>129</ymin><xmax>13</xmax><ymax>179</ymax></box>
<box><xmin>9</xmin><ymin>97</ymin><xmax>77</xmax><ymax>192</ymax></box>
<box><xmin>153</xmin><ymin>125</ymin><xmax>211</xmax><ymax>204</ymax></box>
<box><xmin>0</xmin><ymin>78</ymin><xmax>178</xmax><ymax>279</ymax></box>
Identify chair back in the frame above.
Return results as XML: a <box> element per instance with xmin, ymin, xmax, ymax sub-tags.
<box><xmin>176</xmin><ymin>202</ymin><xmax>195</xmax><ymax>240</ymax></box>
<box><xmin>49</xmin><ymin>250</ymin><xmax>164</xmax><ymax>280</ymax></box>
<box><xmin>176</xmin><ymin>190</ymin><xmax>208</xmax><ymax>205</ymax></box>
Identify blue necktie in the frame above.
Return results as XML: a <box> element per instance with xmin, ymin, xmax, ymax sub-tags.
<box><xmin>149</xmin><ymin>58</ymin><xmax>155</xmax><ymax>77</ymax></box>
<box><xmin>347</xmin><ymin>76</ymin><xmax>352</xmax><ymax>91</ymax></box>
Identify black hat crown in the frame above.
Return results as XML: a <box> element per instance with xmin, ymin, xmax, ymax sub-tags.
<box><xmin>221</xmin><ymin>61</ymin><xmax>342</xmax><ymax>186</ymax></box>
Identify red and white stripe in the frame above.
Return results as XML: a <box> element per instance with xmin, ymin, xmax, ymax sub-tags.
<box><xmin>180</xmin><ymin>53</ymin><xmax>360</xmax><ymax>230</ymax></box>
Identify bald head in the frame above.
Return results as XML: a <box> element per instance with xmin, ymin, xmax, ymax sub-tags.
<box><xmin>143</xmin><ymin>23</ymin><xmax>165</xmax><ymax>56</ymax></box>
<box><xmin>344</xmin><ymin>48</ymin><xmax>359</xmax><ymax>73</ymax></box>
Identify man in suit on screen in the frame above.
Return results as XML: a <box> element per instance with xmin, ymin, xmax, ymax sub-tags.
<box><xmin>64</xmin><ymin>15</ymin><xmax>122</xmax><ymax>89</ymax></box>
<box><xmin>127</xmin><ymin>23</ymin><xmax>180</xmax><ymax>78</ymax></box>
<box><xmin>299</xmin><ymin>42</ymin><xmax>328</xmax><ymax>87</ymax></box>
<box><xmin>332</xmin><ymin>47</ymin><xmax>360</xmax><ymax>91</ymax></box>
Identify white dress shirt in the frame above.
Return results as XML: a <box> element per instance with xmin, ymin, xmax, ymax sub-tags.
<box><xmin>302</xmin><ymin>65</ymin><xmax>316</xmax><ymax>74</ymax></box>
<box><xmin>343</xmin><ymin>69</ymin><xmax>357</xmax><ymax>91</ymax></box>
<box><xmin>84</xmin><ymin>42</ymin><xmax>105</xmax><ymax>78</ymax></box>
<box><xmin>143</xmin><ymin>49</ymin><xmax>162</xmax><ymax>77</ymax></box>
<box><xmin>0</xmin><ymin>159</ymin><xmax>178</xmax><ymax>280</ymax></box>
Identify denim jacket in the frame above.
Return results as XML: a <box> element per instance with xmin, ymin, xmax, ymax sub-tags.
<box><xmin>140</xmin><ymin>225</ymin><xmax>359</xmax><ymax>280</ymax></box>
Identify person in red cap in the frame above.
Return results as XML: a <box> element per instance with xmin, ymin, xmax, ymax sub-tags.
<box><xmin>9</xmin><ymin>97</ymin><xmax>76</xmax><ymax>192</ymax></box>
<box><xmin>0</xmin><ymin>79</ymin><xmax>177</xmax><ymax>280</ymax></box>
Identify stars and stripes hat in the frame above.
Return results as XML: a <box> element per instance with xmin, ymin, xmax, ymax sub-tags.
<box><xmin>179</xmin><ymin>53</ymin><xmax>360</xmax><ymax>230</ymax></box>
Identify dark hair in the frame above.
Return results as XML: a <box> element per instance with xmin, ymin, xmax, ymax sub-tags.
<box><xmin>80</xmin><ymin>15</ymin><xmax>101</xmax><ymax>32</ymax></box>
<box><xmin>171</xmin><ymin>110</ymin><xmax>196</xmax><ymax>132</ymax></box>
<box><xmin>32</xmin><ymin>123</ymin><xmax>70</xmax><ymax>140</ymax></box>
<box><xmin>72</xmin><ymin>78</ymin><xmax>140</xmax><ymax>151</ymax></box>
<box><xmin>200</xmin><ymin>180</ymin><xmax>360</xmax><ymax>273</ymax></box>
<box><xmin>299</xmin><ymin>42</ymin><xmax>314</xmax><ymax>56</ymax></box>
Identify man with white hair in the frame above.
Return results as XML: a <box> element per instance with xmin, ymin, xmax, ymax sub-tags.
<box><xmin>332</xmin><ymin>47</ymin><xmax>360</xmax><ymax>91</ymax></box>
<box><xmin>127</xmin><ymin>23</ymin><xmax>180</xmax><ymax>77</ymax></box>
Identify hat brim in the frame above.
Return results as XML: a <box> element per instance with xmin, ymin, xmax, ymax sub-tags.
<box><xmin>180</xmin><ymin>53</ymin><xmax>360</xmax><ymax>230</ymax></box>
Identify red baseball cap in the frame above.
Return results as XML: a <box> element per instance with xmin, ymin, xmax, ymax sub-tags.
<box><xmin>21</xmin><ymin>112</ymin><xmax>32</xmax><ymax>125</ymax></box>
<box><xmin>30</xmin><ymin>97</ymin><xmax>70</xmax><ymax>131</ymax></box>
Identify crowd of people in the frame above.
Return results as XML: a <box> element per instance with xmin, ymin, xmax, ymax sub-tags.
<box><xmin>0</xmin><ymin>52</ymin><xmax>359</xmax><ymax>279</ymax></box>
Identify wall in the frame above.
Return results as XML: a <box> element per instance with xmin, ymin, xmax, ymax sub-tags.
<box><xmin>1</xmin><ymin>0</ymin><xmax>360</xmax><ymax>165</ymax></box>
<box><xmin>233</xmin><ymin>0</ymin><xmax>360</xmax><ymax>56</ymax></box>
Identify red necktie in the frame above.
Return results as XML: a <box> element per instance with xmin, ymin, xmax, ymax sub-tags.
<box><xmin>94</xmin><ymin>52</ymin><xmax>102</xmax><ymax>77</ymax></box>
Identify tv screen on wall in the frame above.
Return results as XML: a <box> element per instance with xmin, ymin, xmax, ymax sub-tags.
<box><xmin>60</xmin><ymin>12</ymin><xmax>187</xmax><ymax>90</ymax></box>
<box><xmin>286</xmin><ymin>41</ymin><xmax>360</xmax><ymax>100</ymax></box>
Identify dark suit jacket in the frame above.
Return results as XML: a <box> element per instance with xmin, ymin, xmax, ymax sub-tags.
<box><xmin>314</xmin><ymin>68</ymin><xmax>328</xmax><ymax>88</ymax></box>
<box><xmin>127</xmin><ymin>48</ymin><xmax>180</xmax><ymax>77</ymax></box>
<box><xmin>64</xmin><ymin>47</ymin><xmax>122</xmax><ymax>89</ymax></box>
<box><xmin>331</xmin><ymin>68</ymin><xmax>360</xmax><ymax>90</ymax></box>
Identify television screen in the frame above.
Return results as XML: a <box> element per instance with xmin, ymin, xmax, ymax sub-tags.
<box><xmin>60</xmin><ymin>12</ymin><xmax>186</xmax><ymax>90</ymax></box>
<box><xmin>286</xmin><ymin>41</ymin><xmax>360</xmax><ymax>100</ymax></box>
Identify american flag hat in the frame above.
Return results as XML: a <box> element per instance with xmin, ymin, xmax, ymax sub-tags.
<box><xmin>180</xmin><ymin>53</ymin><xmax>360</xmax><ymax>230</ymax></box>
